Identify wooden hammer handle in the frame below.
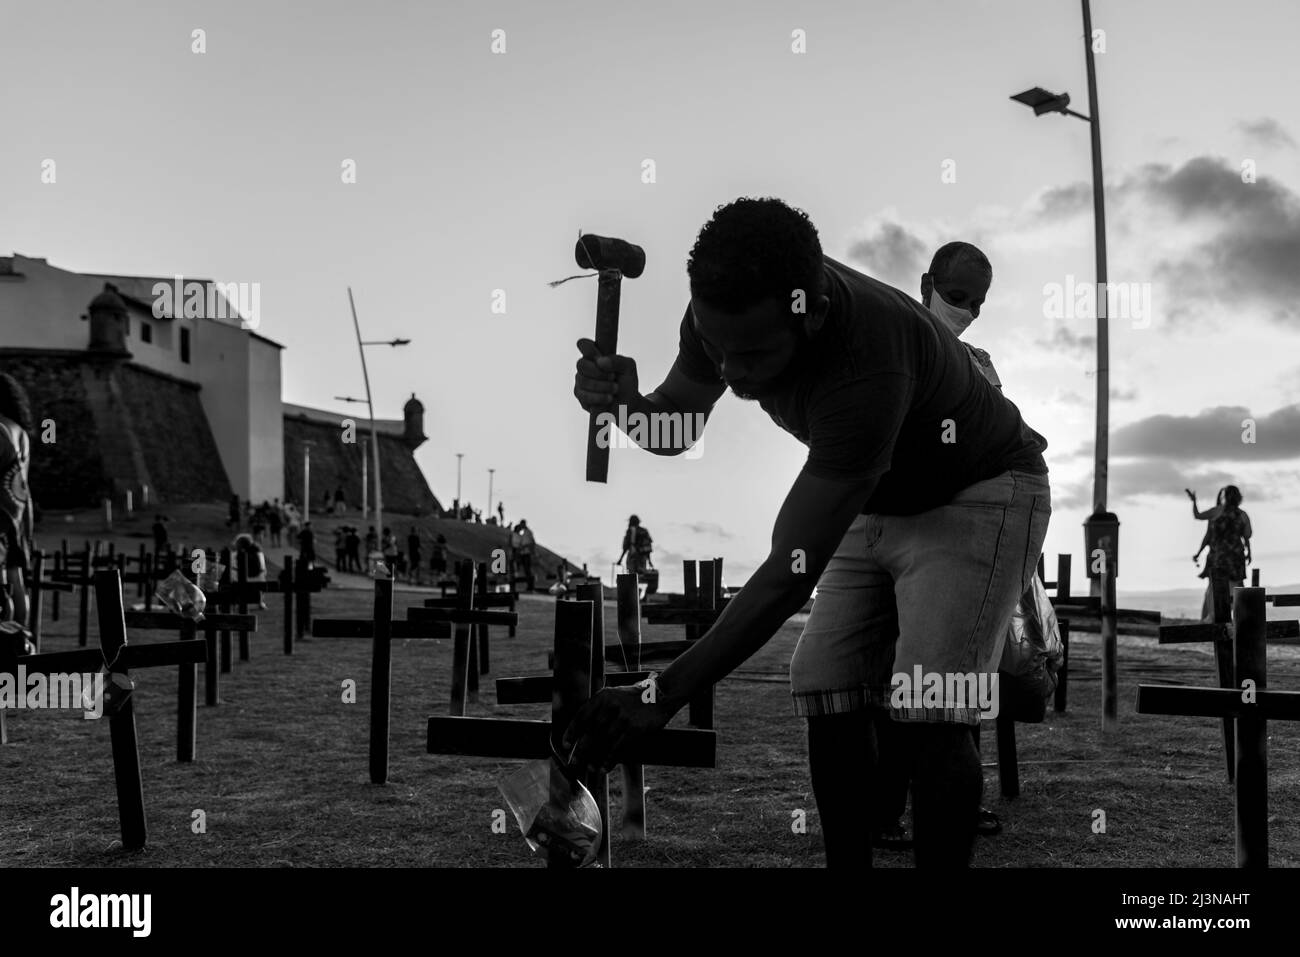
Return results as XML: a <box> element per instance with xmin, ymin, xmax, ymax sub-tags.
<box><xmin>585</xmin><ymin>270</ymin><xmax>623</xmax><ymax>483</ymax></box>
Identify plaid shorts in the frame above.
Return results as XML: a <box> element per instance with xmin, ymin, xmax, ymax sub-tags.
<box><xmin>790</xmin><ymin>469</ymin><xmax>1051</xmax><ymax>725</ymax></box>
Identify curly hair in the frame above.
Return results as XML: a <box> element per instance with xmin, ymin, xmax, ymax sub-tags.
<box><xmin>0</xmin><ymin>373</ymin><xmax>33</xmax><ymax>434</ymax></box>
<box><xmin>687</xmin><ymin>197</ymin><xmax>825</xmax><ymax>313</ymax></box>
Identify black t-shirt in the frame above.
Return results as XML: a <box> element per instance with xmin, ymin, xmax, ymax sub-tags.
<box><xmin>673</xmin><ymin>256</ymin><xmax>1048</xmax><ymax>515</ymax></box>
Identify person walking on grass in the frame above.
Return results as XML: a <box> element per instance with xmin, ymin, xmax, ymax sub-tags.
<box><xmin>565</xmin><ymin>197</ymin><xmax>1049</xmax><ymax>869</ymax></box>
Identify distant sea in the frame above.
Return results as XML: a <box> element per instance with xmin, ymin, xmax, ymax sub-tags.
<box><xmin>616</xmin><ymin>572</ymin><xmax>1300</xmax><ymax>623</ymax></box>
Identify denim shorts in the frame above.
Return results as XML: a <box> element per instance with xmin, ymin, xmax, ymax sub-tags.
<box><xmin>789</xmin><ymin>469</ymin><xmax>1051</xmax><ymax>725</ymax></box>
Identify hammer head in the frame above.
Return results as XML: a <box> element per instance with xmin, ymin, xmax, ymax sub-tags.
<box><xmin>575</xmin><ymin>234</ymin><xmax>645</xmax><ymax>279</ymax></box>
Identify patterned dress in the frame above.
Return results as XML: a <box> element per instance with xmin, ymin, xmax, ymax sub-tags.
<box><xmin>0</xmin><ymin>413</ymin><xmax>32</xmax><ymax>574</ymax></box>
<box><xmin>1207</xmin><ymin>508</ymin><xmax>1251</xmax><ymax>583</ymax></box>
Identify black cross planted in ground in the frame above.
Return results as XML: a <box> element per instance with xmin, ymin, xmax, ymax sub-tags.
<box><xmin>123</xmin><ymin>607</ymin><xmax>257</xmax><ymax>717</ymax></box>
<box><xmin>428</xmin><ymin>593</ymin><xmax>716</xmax><ymax>868</ymax></box>
<box><xmin>1157</xmin><ymin>593</ymin><xmax>1300</xmax><ymax>782</ymax></box>
<box><xmin>311</xmin><ymin>564</ymin><xmax>517</xmax><ymax>784</ymax></box>
<box><xmin>503</xmin><ymin>577</ymin><xmax>672</xmax><ymax>841</ymax></box>
<box><xmin>49</xmin><ymin>540</ymin><xmax>102</xmax><ymax>647</ymax></box>
<box><xmin>1137</xmin><ymin>587</ymin><xmax>1300</xmax><ymax>868</ymax></box>
<box><xmin>1050</xmin><ymin>560</ymin><xmax>1161</xmax><ymax>730</ymax></box>
<box><xmin>636</xmin><ymin>558</ymin><xmax>725</xmax><ymax>728</ymax></box>
<box><xmin>412</xmin><ymin>561</ymin><xmax>519</xmax><ymax>708</ymax></box>
<box><xmin>1037</xmin><ymin>553</ymin><xmax>1074</xmax><ymax>712</ymax></box>
<box><xmin>0</xmin><ymin>569</ymin><xmax>207</xmax><ymax>851</ymax></box>
<box><xmin>26</xmin><ymin>549</ymin><xmax>74</xmax><ymax>654</ymax></box>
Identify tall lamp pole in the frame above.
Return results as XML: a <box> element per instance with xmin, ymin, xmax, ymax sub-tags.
<box><xmin>456</xmin><ymin>453</ymin><xmax>464</xmax><ymax>514</ymax></box>
<box><xmin>1010</xmin><ymin>0</ymin><xmax>1117</xmax><ymax>594</ymax></box>
<box><xmin>346</xmin><ymin>287</ymin><xmax>410</xmax><ymax>554</ymax></box>
<box><xmin>487</xmin><ymin>468</ymin><xmax>495</xmax><ymax>519</ymax></box>
<box><xmin>303</xmin><ymin>440</ymin><xmax>315</xmax><ymax>521</ymax></box>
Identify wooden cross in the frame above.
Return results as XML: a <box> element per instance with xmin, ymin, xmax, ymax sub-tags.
<box><xmin>0</xmin><ymin>569</ymin><xmax>207</xmax><ymax>850</ymax></box>
<box><xmin>26</xmin><ymin>549</ymin><xmax>74</xmax><ymax>654</ymax></box>
<box><xmin>427</xmin><ymin>594</ymin><xmax>715</xmax><ymax>868</ymax></box>
<box><xmin>637</xmin><ymin>558</ymin><xmax>725</xmax><ymax>728</ymax></box>
<box><xmin>499</xmin><ymin>577</ymin><xmax>664</xmax><ymax>840</ymax></box>
<box><xmin>1157</xmin><ymin>604</ymin><xmax>1299</xmax><ymax>782</ymax></box>
<box><xmin>1048</xmin><ymin>561</ymin><xmax>1160</xmax><ymax>730</ymax></box>
<box><xmin>123</xmin><ymin>609</ymin><xmax>257</xmax><ymax>716</ymax></box>
<box><xmin>49</xmin><ymin>541</ymin><xmax>100</xmax><ymax>647</ymax></box>
<box><xmin>1136</xmin><ymin>586</ymin><xmax>1300</xmax><ymax>868</ymax></box>
<box><xmin>414</xmin><ymin>560</ymin><xmax>517</xmax><ymax>697</ymax></box>
<box><xmin>1037</xmin><ymin>553</ymin><xmax>1072</xmax><ymax>712</ymax></box>
<box><xmin>311</xmin><ymin>565</ymin><xmax>516</xmax><ymax>784</ymax></box>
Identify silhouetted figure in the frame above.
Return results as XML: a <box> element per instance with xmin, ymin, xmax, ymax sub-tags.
<box><xmin>227</xmin><ymin>494</ymin><xmax>241</xmax><ymax>530</ymax></box>
<box><xmin>407</xmin><ymin>527</ymin><xmax>422</xmax><ymax>585</ymax></box>
<box><xmin>430</xmin><ymin>534</ymin><xmax>448</xmax><ymax>580</ymax></box>
<box><xmin>618</xmin><ymin>515</ymin><xmax>654</xmax><ymax>576</ymax></box>
<box><xmin>1205</xmin><ymin>485</ymin><xmax>1252</xmax><ymax>622</ymax></box>
<box><xmin>515</xmin><ymin>520</ymin><xmax>536</xmax><ymax>591</ymax></box>
<box><xmin>0</xmin><ymin>373</ymin><xmax>34</xmax><ymax>634</ymax></box>
<box><xmin>298</xmin><ymin>522</ymin><xmax>316</xmax><ymax>566</ymax></box>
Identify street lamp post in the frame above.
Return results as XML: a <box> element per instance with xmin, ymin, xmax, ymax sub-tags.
<box><xmin>1010</xmin><ymin>0</ymin><xmax>1116</xmax><ymax>584</ymax></box>
<box><xmin>346</xmin><ymin>288</ymin><xmax>410</xmax><ymax>556</ymax></box>
<box><xmin>1011</xmin><ymin>0</ymin><xmax>1120</xmax><ymax>729</ymax></box>
<box><xmin>456</xmin><ymin>453</ymin><xmax>464</xmax><ymax>515</ymax></box>
<box><xmin>303</xmin><ymin>440</ymin><xmax>315</xmax><ymax>521</ymax></box>
<box><xmin>361</xmin><ymin>437</ymin><xmax>368</xmax><ymax>520</ymax></box>
<box><xmin>487</xmin><ymin>469</ymin><xmax>495</xmax><ymax>520</ymax></box>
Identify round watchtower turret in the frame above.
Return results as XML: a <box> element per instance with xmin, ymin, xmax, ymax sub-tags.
<box><xmin>403</xmin><ymin>392</ymin><xmax>427</xmax><ymax>449</ymax></box>
<box><xmin>87</xmin><ymin>283</ymin><xmax>130</xmax><ymax>356</ymax></box>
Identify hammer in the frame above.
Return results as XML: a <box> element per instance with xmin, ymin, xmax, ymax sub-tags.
<box><xmin>576</xmin><ymin>234</ymin><xmax>646</xmax><ymax>483</ymax></box>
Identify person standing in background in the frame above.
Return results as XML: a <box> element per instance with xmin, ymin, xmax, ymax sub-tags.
<box><xmin>1206</xmin><ymin>486</ymin><xmax>1252</xmax><ymax>623</ymax></box>
<box><xmin>407</xmin><ymin>527</ymin><xmax>423</xmax><ymax>585</ymax></box>
<box><xmin>0</xmin><ymin>373</ymin><xmax>34</xmax><ymax>632</ymax></box>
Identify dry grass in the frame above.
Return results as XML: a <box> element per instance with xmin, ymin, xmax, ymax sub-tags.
<box><xmin>3</xmin><ymin>512</ymin><xmax>1298</xmax><ymax>868</ymax></box>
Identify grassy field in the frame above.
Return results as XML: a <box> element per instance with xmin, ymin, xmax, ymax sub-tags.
<box><xmin>3</xmin><ymin>563</ymin><xmax>1298</xmax><ymax>869</ymax></box>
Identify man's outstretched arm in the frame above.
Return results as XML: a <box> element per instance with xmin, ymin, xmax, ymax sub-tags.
<box><xmin>563</xmin><ymin>467</ymin><xmax>878</xmax><ymax>768</ymax></box>
<box><xmin>654</xmin><ymin>468</ymin><xmax>878</xmax><ymax>707</ymax></box>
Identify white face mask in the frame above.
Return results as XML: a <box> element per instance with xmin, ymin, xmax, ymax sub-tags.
<box><xmin>927</xmin><ymin>287</ymin><xmax>975</xmax><ymax>337</ymax></box>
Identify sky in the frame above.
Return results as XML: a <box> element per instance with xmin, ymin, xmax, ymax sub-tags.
<box><xmin>3</xmin><ymin>0</ymin><xmax>1298</xmax><ymax>600</ymax></box>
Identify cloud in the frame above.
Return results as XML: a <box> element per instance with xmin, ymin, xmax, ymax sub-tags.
<box><xmin>671</xmin><ymin>520</ymin><xmax>735</xmax><ymax>540</ymax></box>
<box><xmin>1035</xmin><ymin>322</ymin><xmax>1096</xmax><ymax>356</ymax></box>
<box><xmin>1050</xmin><ymin>460</ymin><xmax>1241</xmax><ymax>511</ymax></box>
<box><xmin>1099</xmin><ymin>404</ymin><xmax>1300</xmax><ymax>462</ymax></box>
<box><xmin>1025</xmin><ymin>156</ymin><xmax>1300</xmax><ymax>329</ymax></box>
<box><xmin>1111</xmin><ymin>387</ymin><xmax>1138</xmax><ymax>402</ymax></box>
<box><xmin>1236</xmin><ymin>118</ymin><xmax>1296</xmax><ymax>150</ymax></box>
<box><xmin>845</xmin><ymin>221</ymin><xmax>929</xmax><ymax>288</ymax></box>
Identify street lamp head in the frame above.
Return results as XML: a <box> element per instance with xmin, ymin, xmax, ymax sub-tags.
<box><xmin>1011</xmin><ymin>86</ymin><xmax>1072</xmax><ymax>116</ymax></box>
<box><xmin>390</xmin><ymin>338</ymin><xmax>411</xmax><ymax>346</ymax></box>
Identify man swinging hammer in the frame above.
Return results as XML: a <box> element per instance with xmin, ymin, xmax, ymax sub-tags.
<box><xmin>566</xmin><ymin>197</ymin><xmax>1051</xmax><ymax>868</ymax></box>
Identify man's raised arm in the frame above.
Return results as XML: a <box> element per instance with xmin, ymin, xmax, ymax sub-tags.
<box><xmin>573</xmin><ymin>339</ymin><xmax>725</xmax><ymax>457</ymax></box>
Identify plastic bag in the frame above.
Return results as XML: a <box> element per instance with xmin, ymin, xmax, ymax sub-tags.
<box><xmin>80</xmin><ymin>669</ymin><xmax>135</xmax><ymax>719</ymax></box>
<box><xmin>498</xmin><ymin>756</ymin><xmax>603</xmax><ymax>867</ymax></box>
<box><xmin>1000</xmin><ymin>574</ymin><xmax>1063</xmax><ymax>701</ymax></box>
<box><xmin>154</xmin><ymin>570</ymin><xmax>207</xmax><ymax>622</ymax></box>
